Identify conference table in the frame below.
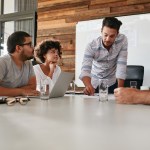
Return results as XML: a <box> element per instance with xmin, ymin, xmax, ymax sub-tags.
<box><xmin>0</xmin><ymin>94</ymin><xmax>150</xmax><ymax>150</ymax></box>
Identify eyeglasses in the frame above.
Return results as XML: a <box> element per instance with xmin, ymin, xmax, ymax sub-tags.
<box><xmin>19</xmin><ymin>42</ymin><xmax>33</xmax><ymax>47</ymax></box>
<box><xmin>4</xmin><ymin>97</ymin><xmax>30</xmax><ymax>106</ymax></box>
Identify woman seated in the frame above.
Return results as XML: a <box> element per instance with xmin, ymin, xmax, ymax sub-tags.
<box><xmin>33</xmin><ymin>40</ymin><xmax>62</xmax><ymax>92</ymax></box>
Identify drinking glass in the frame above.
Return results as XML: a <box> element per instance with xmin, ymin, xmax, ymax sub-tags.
<box><xmin>40</xmin><ymin>79</ymin><xmax>50</xmax><ymax>100</ymax></box>
<box><xmin>69</xmin><ymin>80</ymin><xmax>76</xmax><ymax>95</ymax></box>
<box><xmin>99</xmin><ymin>79</ymin><xmax>108</xmax><ymax>102</ymax></box>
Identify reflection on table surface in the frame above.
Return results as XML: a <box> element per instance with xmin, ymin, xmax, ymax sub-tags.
<box><xmin>0</xmin><ymin>94</ymin><xmax>150</xmax><ymax>150</ymax></box>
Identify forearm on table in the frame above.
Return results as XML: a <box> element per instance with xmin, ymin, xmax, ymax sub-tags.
<box><xmin>21</xmin><ymin>76</ymin><xmax>36</xmax><ymax>90</ymax></box>
<box><xmin>82</xmin><ymin>76</ymin><xmax>95</xmax><ymax>95</ymax></box>
<box><xmin>82</xmin><ymin>76</ymin><xmax>92</xmax><ymax>86</ymax></box>
<box><xmin>0</xmin><ymin>87</ymin><xmax>23</xmax><ymax>96</ymax></box>
<box><xmin>117</xmin><ymin>79</ymin><xmax>125</xmax><ymax>87</ymax></box>
<box><xmin>135</xmin><ymin>91</ymin><xmax>150</xmax><ymax>104</ymax></box>
<box><xmin>20</xmin><ymin>84</ymin><xmax>36</xmax><ymax>90</ymax></box>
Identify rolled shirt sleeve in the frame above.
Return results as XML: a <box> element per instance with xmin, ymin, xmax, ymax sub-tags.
<box><xmin>116</xmin><ymin>35</ymin><xmax>128</xmax><ymax>80</ymax></box>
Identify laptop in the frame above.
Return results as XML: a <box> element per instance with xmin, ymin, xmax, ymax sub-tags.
<box><xmin>49</xmin><ymin>71</ymin><xmax>74</xmax><ymax>98</ymax></box>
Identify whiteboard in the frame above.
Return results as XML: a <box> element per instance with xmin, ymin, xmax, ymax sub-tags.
<box><xmin>75</xmin><ymin>13</ymin><xmax>150</xmax><ymax>87</ymax></box>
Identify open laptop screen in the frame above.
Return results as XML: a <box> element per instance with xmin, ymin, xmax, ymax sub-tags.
<box><xmin>49</xmin><ymin>72</ymin><xmax>74</xmax><ymax>98</ymax></box>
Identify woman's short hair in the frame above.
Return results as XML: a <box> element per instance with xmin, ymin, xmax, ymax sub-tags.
<box><xmin>35</xmin><ymin>40</ymin><xmax>62</xmax><ymax>63</ymax></box>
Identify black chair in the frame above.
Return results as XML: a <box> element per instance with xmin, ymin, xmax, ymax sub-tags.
<box><xmin>124</xmin><ymin>65</ymin><xmax>144</xmax><ymax>89</ymax></box>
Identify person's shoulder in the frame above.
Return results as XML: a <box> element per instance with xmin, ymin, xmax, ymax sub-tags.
<box><xmin>116</xmin><ymin>34</ymin><xmax>127</xmax><ymax>44</ymax></box>
<box><xmin>88</xmin><ymin>36</ymin><xmax>102</xmax><ymax>49</ymax></box>
<box><xmin>117</xmin><ymin>34</ymin><xmax>127</xmax><ymax>40</ymax></box>
<box><xmin>0</xmin><ymin>54</ymin><xmax>10</xmax><ymax>59</ymax></box>
<box><xmin>0</xmin><ymin>54</ymin><xmax>11</xmax><ymax>64</ymax></box>
<box><xmin>33</xmin><ymin>64</ymin><xmax>41</xmax><ymax>71</ymax></box>
<box><xmin>54</xmin><ymin>65</ymin><xmax>61</xmax><ymax>75</ymax></box>
<box><xmin>33</xmin><ymin>64</ymin><xmax>40</xmax><ymax>68</ymax></box>
<box><xmin>90</xmin><ymin>36</ymin><xmax>101</xmax><ymax>44</ymax></box>
<box><xmin>56</xmin><ymin>65</ymin><xmax>61</xmax><ymax>71</ymax></box>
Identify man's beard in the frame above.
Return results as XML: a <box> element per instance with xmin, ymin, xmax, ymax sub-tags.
<box><xmin>20</xmin><ymin>51</ymin><xmax>34</xmax><ymax>61</ymax></box>
<box><xmin>26</xmin><ymin>55</ymin><xmax>34</xmax><ymax>60</ymax></box>
<box><xmin>102</xmin><ymin>40</ymin><xmax>113</xmax><ymax>50</ymax></box>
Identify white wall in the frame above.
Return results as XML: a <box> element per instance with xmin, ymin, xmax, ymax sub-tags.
<box><xmin>76</xmin><ymin>13</ymin><xmax>150</xmax><ymax>87</ymax></box>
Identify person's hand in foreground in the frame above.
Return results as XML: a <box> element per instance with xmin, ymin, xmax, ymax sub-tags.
<box><xmin>114</xmin><ymin>87</ymin><xmax>139</xmax><ymax>104</ymax></box>
<box><xmin>22</xmin><ymin>89</ymin><xmax>40</xmax><ymax>97</ymax></box>
<box><xmin>83</xmin><ymin>84</ymin><xmax>95</xmax><ymax>96</ymax></box>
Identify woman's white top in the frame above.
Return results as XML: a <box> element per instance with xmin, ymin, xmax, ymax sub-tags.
<box><xmin>33</xmin><ymin>64</ymin><xmax>61</xmax><ymax>92</ymax></box>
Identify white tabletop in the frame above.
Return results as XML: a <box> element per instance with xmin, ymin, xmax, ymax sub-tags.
<box><xmin>0</xmin><ymin>94</ymin><xmax>150</xmax><ymax>150</ymax></box>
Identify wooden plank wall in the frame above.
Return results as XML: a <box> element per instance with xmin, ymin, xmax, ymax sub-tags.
<box><xmin>37</xmin><ymin>0</ymin><xmax>150</xmax><ymax>72</ymax></box>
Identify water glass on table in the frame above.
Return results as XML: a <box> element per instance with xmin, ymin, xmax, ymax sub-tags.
<box><xmin>130</xmin><ymin>81</ymin><xmax>137</xmax><ymax>88</ymax></box>
<box><xmin>69</xmin><ymin>80</ymin><xmax>76</xmax><ymax>95</ymax></box>
<box><xmin>40</xmin><ymin>79</ymin><xmax>50</xmax><ymax>100</ymax></box>
<box><xmin>99</xmin><ymin>79</ymin><xmax>108</xmax><ymax>102</ymax></box>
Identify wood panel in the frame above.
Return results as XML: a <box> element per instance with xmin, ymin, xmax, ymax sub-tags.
<box><xmin>89</xmin><ymin>1</ymin><xmax>127</xmax><ymax>9</ymax></box>
<box><xmin>38</xmin><ymin>6</ymin><xmax>88</xmax><ymax>21</ymax></box>
<box><xmin>38</xmin><ymin>19</ymin><xmax>76</xmax><ymax>30</ymax></box>
<box><xmin>90</xmin><ymin>0</ymin><xmax>123</xmax><ymax>5</ymax></box>
<box><xmin>37</xmin><ymin>0</ymin><xmax>150</xmax><ymax>74</ymax></box>
<box><xmin>37</xmin><ymin>26</ymin><xmax>75</xmax><ymax>37</ymax></box>
<box><xmin>38</xmin><ymin>0</ymin><xmax>90</xmax><ymax>8</ymax></box>
<box><xmin>111</xmin><ymin>3</ymin><xmax>150</xmax><ymax>16</ymax></box>
<box><xmin>66</xmin><ymin>7</ymin><xmax>110</xmax><ymax>23</ymax></box>
<box><xmin>38</xmin><ymin>0</ymin><xmax>90</xmax><ymax>12</ymax></box>
<box><xmin>127</xmin><ymin>0</ymin><xmax>150</xmax><ymax>5</ymax></box>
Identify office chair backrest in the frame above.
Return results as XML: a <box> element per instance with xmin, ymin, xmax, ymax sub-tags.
<box><xmin>124</xmin><ymin>65</ymin><xmax>144</xmax><ymax>89</ymax></box>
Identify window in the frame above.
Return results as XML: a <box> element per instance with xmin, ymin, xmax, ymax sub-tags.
<box><xmin>4</xmin><ymin>0</ymin><xmax>37</xmax><ymax>14</ymax></box>
<box><xmin>0</xmin><ymin>0</ymin><xmax>37</xmax><ymax>56</ymax></box>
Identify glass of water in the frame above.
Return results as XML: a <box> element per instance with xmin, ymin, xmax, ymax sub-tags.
<box><xmin>40</xmin><ymin>79</ymin><xmax>50</xmax><ymax>100</ymax></box>
<box><xmin>69</xmin><ymin>80</ymin><xmax>76</xmax><ymax>95</ymax></box>
<box><xmin>130</xmin><ymin>81</ymin><xmax>137</xmax><ymax>88</ymax></box>
<box><xmin>99</xmin><ymin>79</ymin><xmax>108</xmax><ymax>102</ymax></box>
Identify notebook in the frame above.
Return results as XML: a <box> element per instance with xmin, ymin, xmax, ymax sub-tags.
<box><xmin>49</xmin><ymin>71</ymin><xmax>74</xmax><ymax>98</ymax></box>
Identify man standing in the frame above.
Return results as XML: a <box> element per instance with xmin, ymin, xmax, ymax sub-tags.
<box><xmin>80</xmin><ymin>17</ymin><xmax>128</xmax><ymax>95</ymax></box>
<box><xmin>0</xmin><ymin>31</ymin><xmax>39</xmax><ymax>96</ymax></box>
